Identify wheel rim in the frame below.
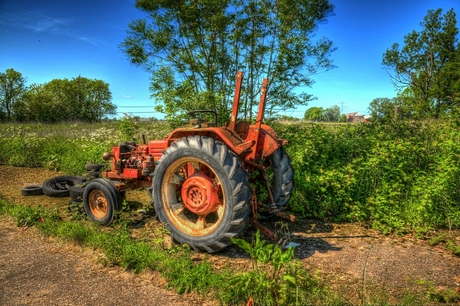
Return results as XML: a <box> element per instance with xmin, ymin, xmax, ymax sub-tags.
<box><xmin>88</xmin><ymin>190</ymin><xmax>109</xmax><ymax>219</ymax></box>
<box><xmin>160</xmin><ymin>157</ymin><xmax>225</xmax><ymax>236</ymax></box>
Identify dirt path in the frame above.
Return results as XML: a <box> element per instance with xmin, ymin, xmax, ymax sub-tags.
<box><xmin>0</xmin><ymin>165</ymin><xmax>459</xmax><ymax>304</ymax></box>
<box><xmin>0</xmin><ymin>219</ymin><xmax>201</xmax><ymax>306</ymax></box>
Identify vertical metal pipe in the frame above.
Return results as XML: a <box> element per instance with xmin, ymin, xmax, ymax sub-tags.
<box><xmin>228</xmin><ymin>71</ymin><xmax>243</xmax><ymax>131</ymax></box>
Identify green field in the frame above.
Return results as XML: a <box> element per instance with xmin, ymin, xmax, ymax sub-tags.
<box><xmin>1</xmin><ymin>119</ymin><xmax>460</xmax><ymax>235</ymax></box>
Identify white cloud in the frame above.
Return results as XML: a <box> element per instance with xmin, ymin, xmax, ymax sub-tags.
<box><xmin>78</xmin><ymin>36</ymin><xmax>104</xmax><ymax>46</ymax></box>
<box><xmin>30</xmin><ymin>14</ymin><xmax>70</xmax><ymax>33</ymax></box>
<box><xmin>0</xmin><ymin>11</ymin><xmax>102</xmax><ymax>46</ymax></box>
<box><xmin>121</xmin><ymin>95</ymin><xmax>131</xmax><ymax>98</ymax></box>
<box><xmin>0</xmin><ymin>12</ymin><xmax>70</xmax><ymax>33</ymax></box>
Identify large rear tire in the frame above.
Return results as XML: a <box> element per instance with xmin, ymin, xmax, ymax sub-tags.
<box><xmin>152</xmin><ymin>136</ymin><xmax>251</xmax><ymax>253</ymax></box>
<box><xmin>267</xmin><ymin>147</ymin><xmax>294</xmax><ymax>211</ymax></box>
<box><xmin>255</xmin><ymin>147</ymin><xmax>294</xmax><ymax>219</ymax></box>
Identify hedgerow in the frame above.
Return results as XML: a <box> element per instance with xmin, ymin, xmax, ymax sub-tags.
<box><xmin>278</xmin><ymin>120</ymin><xmax>460</xmax><ymax>234</ymax></box>
<box><xmin>1</xmin><ymin>119</ymin><xmax>459</xmax><ymax>234</ymax></box>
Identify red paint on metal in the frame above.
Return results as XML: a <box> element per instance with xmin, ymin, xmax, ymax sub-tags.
<box><xmin>249</xmin><ymin>78</ymin><xmax>268</xmax><ymax>161</ymax></box>
<box><xmin>96</xmin><ymin>71</ymin><xmax>294</xmax><ymax>244</ymax></box>
<box><xmin>123</xmin><ymin>168</ymin><xmax>141</xmax><ymax>178</ymax></box>
<box><xmin>181</xmin><ymin>171</ymin><xmax>221</xmax><ymax>216</ymax></box>
<box><xmin>228</xmin><ymin>71</ymin><xmax>243</xmax><ymax>131</ymax></box>
<box><xmin>148</xmin><ymin>139</ymin><xmax>168</xmax><ymax>161</ymax></box>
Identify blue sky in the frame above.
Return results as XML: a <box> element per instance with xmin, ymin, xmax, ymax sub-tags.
<box><xmin>1</xmin><ymin>0</ymin><xmax>459</xmax><ymax>119</ymax></box>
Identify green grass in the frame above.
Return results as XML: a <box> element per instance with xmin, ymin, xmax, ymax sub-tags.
<box><xmin>2</xmin><ymin>119</ymin><xmax>460</xmax><ymax>234</ymax></box>
<box><xmin>0</xmin><ymin>198</ymin><xmax>331</xmax><ymax>304</ymax></box>
<box><xmin>2</xmin><ymin>197</ymin><xmax>457</xmax><ymax>305</ymax></box>
<box><xmin>2</xmin><ymin>118</ymin><xmax>460</xmax><ymax>304</ymax></box>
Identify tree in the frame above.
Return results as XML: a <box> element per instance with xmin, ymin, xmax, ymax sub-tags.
<box><xmin>368</xmin><ymin>97</ymin><xmax>398</xmax><ymax>122</ymax></box>
<box><xmin>303</xmin><ymin>105</ymin><xmax>339</xmax><ymax>121</ymax></box>
<box><xmin>323</xmin><ymin>105</ymin><xmax>340</xmax><ymax>122</ymax></box>
<box><xmin>121</xmin><ymin>0</ymin><xmax>336</xmax><ymax>123</ymax></box>
<box><xmin>19</xmin><ymin>77</ymin><xmax>116</xmax><ymax>122</ymax></box>
<box><xmin>0</xmin><ymin>68</ymin><xmax>27</xmax><ymax>121</ymax></box>
<box><xmin>445</xmin><ymin>44</ymin><xmax>460</xmax><ymax>116</ymax></box>
<box><xmin>303</xmin><ymin>106</ymin><xmax>324</xmax><ymax>121</ymax></box>
<box><xmin>382</xmin><ymin>8</ymin><xmax>460</xmax><ymax>119</ymax></box>
<box><xmin>368</xmin><ymin>96</ymin><xmax>414</xmax><ymax>122</ymax></box>
<box><xmin>43</xmin><ymin>77</ymin><xmax>116</xmax><ymax>122</ymax></box>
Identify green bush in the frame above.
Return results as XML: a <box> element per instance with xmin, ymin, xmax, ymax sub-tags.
<box><xmin>1</xmin><ymin>119</ymin><xmax>459</xmax><ymax>234</ymax></box>
<box><xmin>0</xmin><ymin>121</ymin><xmax>172</xmax><ymax>174</ymax></box>
<box><xmin>279</xmin><ymin>120</ymin><xmax>460</xmax><ymax>234</ymax></box>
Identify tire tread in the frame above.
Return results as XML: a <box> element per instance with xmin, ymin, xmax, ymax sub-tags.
<box><xmin>153</xmin><ymin>135</ymin><xmax>251</xmax><ymax>252</ymax></box>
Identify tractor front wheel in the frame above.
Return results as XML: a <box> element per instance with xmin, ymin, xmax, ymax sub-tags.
<box><xmin>83</xmin><ymin>178</ymin><xmax>121</xmax><ymax>226</ymax></box>
<box><xmin>152</xmin><ymin>136</ymin><xmax>251</xmax><ymax>253</ymax></box>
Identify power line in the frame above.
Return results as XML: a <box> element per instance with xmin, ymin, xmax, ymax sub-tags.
<box><xmin>117</xmin><ymin>106</ymin><xmax>154</xmax><ymax>108</ymax></box>
<box><xmin>116</xmin><ymin>108</ymin><xmax>307</xmax><ymax>113</ymax></box>
<box><xmin>340</xmin><ymin>101</ymin><xmax>347</xmax><ymax>115</ymax></box>
<box><xmin>116</xmin><ymin>111</ymin><xmax>162</xmax><ymax>114</ymax></box>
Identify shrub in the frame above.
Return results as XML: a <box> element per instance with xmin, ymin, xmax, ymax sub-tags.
<box><xmin>280</xmin><ymin>120</ymin><xmax>460</xmax><ymax>233</ymax></box>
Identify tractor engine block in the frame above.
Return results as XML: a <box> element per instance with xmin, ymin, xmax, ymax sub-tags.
<box><xmin>102</xmin><ymin>142</ymin><xmax>155</xmax><ymax>179</ymax></box>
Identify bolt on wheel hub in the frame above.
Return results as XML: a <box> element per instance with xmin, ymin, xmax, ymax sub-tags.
<box><xmin>181</xmin><ymin>172</ymin><xmax>220</xmax><ymax>216</ymax></box>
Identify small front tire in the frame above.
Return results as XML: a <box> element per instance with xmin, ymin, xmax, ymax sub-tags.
<box><xmin>83</xmin><ymin>178</ymin><xmax>120</xmax><ymax>226</ymax></box>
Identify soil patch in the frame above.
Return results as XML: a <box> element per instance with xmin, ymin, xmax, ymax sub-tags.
<box><xmin>1</xmin><ymin>165</ymin><xmax>459</xmax><ymax>304</ymax></box>
<box><xmin>0</xmin><ymin>219</ymin><xmax>201</xmax><ymax>306</ymax></box>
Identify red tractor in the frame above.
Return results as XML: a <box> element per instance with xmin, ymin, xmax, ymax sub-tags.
<box><xmin>83</xmin><ymin>71</ymin><xmax>295</xmax><ymax>252</ymax></box>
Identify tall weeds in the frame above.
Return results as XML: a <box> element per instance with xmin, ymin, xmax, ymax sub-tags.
<box><xmin>279</xmin><ymin>120</ymin><xmax>460</xmax><ymax>234</ymax></box>
<box><xmin>1</xmin><ymin>119</ymin><xmax>459</xmax><ymax>234</ymax></box>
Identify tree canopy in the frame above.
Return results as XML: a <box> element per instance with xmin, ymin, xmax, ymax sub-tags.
<box><xmin>303</xmin><ymin>105</ymin><xmax>340</xmax><ymax>122</ymax></box>
<box><xmin>0</xmin><ymin>68</ymin><xmax>27</xmax><ymax>121</ymax></box>
<box><xmin>0</xmin><ymin>69</ymin><xmax>116</xmax><ymax>123</ymax></box>
<box><xmin>368</xmin><ymin>97</ymin><xmax>414</xmax><ymax>122</ymax></box>
<box><xmin>121</xmin><ymin>0</ymin><xmax>336</xmax><ymax>123</ymax></box>
<box><xmin>382</xmin><ymin>8</ymin><xmax>460</xmax><ymax>119</ymax></box>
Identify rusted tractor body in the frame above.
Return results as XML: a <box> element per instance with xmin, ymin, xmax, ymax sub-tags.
<box><xmin>84</xmin><ymin>72</ymin><xmax>294</xmax><ymax>252</ymax></box>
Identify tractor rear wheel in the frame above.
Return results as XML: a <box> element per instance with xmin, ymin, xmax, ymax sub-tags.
<box><xmin>255</xmin><ymin>147</ymin><xmax>294</xmax><ymax>219</ymax></box>
<box><xmin>152</xmin><ymin>136</ymin><xmax>251</xmax><ymax>253</ymax></box>
<box><xmin>267</xmin><ymin>147</ymin><xmax>294</xmax><ymax>211</ymax></box>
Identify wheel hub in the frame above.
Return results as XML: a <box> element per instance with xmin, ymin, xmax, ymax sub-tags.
<box><xmin>181</xmin><ymin>172</ymin><xmax>220</xmax><ymax>216</ymax></box>
<box><xmin>89</xmin><ymin>190</ymin><xmax>108</xmax><ymax>218</ymax></box>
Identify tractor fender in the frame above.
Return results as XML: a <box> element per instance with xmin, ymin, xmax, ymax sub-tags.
<box><xmin>245</xmin><ymin>124</ymin><xmax>288</xmax><ymax>160</ymax></box>
<box><xmin>165</xmin><ymin>125</ymin><xmax>287</xmax><ymax>162</ymax></box>
<box><xmin>165</xmin><ymin>127</ymin><xmax>253</xmax><ymax>156</ymax></box>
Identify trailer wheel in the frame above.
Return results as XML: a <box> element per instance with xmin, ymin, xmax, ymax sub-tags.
<box><xmin>256</xmin><ymin>147</ymin><xmax>294</xmax><ymax>219</ymax></box>
<box><xmin>83</xmin><ymin>178</ymin><xmax>120</xmax><ymax>226</ymax></box>
<box><xmin>152</xmin><ymin>136</ymin><xmax>251</xmax><ymax>253</ymax></box>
